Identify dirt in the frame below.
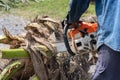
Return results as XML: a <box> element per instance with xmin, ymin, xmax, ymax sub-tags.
<box><xmin>0</xmin><ymin>14</ymin><xmax>29</xmax><ymax>36</ymax></box>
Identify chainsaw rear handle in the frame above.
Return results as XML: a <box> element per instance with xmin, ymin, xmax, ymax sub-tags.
<box><xmin>63</xmin><ymin>23</ymin><xmax>75</xmax><ymax>56</ymax></box>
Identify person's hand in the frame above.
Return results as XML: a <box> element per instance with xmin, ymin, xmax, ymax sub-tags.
<box><xmin>69</xmin><ymin>22</ymin><xmax>80</xmax><ymax>29</ymax></box>
<box><xmin>62</xmin><ymin>19</ymin><xmax>80</xmax><ymax>29</ymax></box>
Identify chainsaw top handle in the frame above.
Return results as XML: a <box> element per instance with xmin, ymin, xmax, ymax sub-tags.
<box><xmin>63</xmin><ymin>23</ymin><xmax>75</xmax><ymax>56</ymax></box>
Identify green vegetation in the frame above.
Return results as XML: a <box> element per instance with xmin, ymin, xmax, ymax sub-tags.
<box><xmin>0</xmin><ymin>0</ymin><xmax>95</xmax><ymax>20</ymax></box>
<box><xmin>0</xmin><ymin>0</ymin><xmax>10</xmax><ymax>11</ymax></box>
<box><xmin>0</xmin><ymin>61</ymin><xmax>23</xmax><ymax>80</ymax></box>
<box><xmin>1</xmin><ymin>48</ymin><xmax>29</xmax><ymax>59</ymax></box>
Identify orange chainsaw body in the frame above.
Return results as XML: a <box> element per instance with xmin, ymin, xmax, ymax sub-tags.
<box><xmin>69</xmin><ymin>22</ymin><xmax>98</xmax><ymax>39</ymax></box>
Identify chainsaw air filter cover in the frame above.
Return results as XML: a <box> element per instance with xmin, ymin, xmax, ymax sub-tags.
<box><xmin>73</xmin><ymin>32</ymin><xmax>97</xmax><ymax>53</ymax></box>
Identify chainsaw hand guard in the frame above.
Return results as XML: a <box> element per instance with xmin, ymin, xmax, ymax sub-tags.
<box><xmin>63</xmin><ymin>23</ymin><xmax>75</xmax><ymax>56</ymax></box>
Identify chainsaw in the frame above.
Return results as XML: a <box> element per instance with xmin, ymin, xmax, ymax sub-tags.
<box><xmin>55</xmin><ymin>21</ymin><xmax>98</xmax><ymax>56</ymax></box>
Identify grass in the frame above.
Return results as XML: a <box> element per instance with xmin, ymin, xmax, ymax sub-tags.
<box><xmin>83</xmin><ymin>3</ymin><xmax>95</xmax><ymax>17</ymax></box>
<box><xmin>0</xmin><ymin>0</ymin><xmax>95</xmax><ymax>20</ymax></box>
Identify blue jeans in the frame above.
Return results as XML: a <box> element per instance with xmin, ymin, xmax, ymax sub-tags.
<box><xmin>91</xmin><ymin>45</ymin><xmax>120</xmax><ymax>80</ymax></box>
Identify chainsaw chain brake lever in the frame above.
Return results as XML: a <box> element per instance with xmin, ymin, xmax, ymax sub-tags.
<box><xmin>63</xmin><ymin>23</ymin><xmax>75</xmax><ymax>56</ymax></box>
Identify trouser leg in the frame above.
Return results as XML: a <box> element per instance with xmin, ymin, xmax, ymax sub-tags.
<box><xmin>91</xmin><ymin>45</ymin><xmax>120</xmax><ymax>80</ymax></box>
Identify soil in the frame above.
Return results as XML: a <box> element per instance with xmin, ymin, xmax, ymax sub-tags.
<box><xmin>0</xmin><ymin>14</ymin><xmax>29</xmax><ymax>36</ymax></box>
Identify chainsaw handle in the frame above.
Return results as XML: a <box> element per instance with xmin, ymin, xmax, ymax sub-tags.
<box><xmin>63</xmin><ymin>23</ymin><xmax>75</xmax><ymax>56</ymax></box>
